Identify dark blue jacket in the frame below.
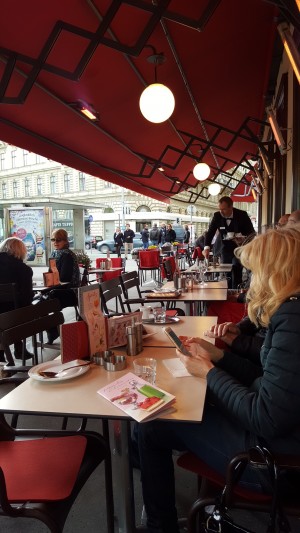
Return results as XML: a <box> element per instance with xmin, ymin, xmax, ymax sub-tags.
<box><xmin>208</xmin><ymin>296</ymin><xmax>300</xmax><ymax>454</ymax></box>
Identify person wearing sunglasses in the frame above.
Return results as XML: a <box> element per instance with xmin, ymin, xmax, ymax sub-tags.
<box><xmin>47</xmin><ymin>229</ymin><xmax>80</xmax><ymax>344</ymax></box>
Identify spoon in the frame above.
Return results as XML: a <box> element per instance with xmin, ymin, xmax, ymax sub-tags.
<box><xmin>38</xmin><ymin>361</ymin><xmax>91</xmax><ymax>378</ymax></box>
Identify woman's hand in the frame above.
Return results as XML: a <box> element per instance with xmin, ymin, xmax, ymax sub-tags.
<box><xmin>204</xmin><ymin>322</ymin><xmax>241</xmax><ymax>346</ymax></box>
<box><xmin>180</xmin><ymin>337</ymin><xmax>224</xmax><ymax>363</ymax></box>
<box><xmin>176</xmin><ymin>344</ymin><xmax>214</xmax><ymax>378</ymax></box>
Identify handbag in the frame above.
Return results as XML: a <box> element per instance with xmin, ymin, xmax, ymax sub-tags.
<box><xmin>199</xmin><ymin>446</ymin><xmax>290</xmax><ymax>533</ymax></box>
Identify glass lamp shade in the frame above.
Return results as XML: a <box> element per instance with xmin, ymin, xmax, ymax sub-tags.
<box><xmin>193</xmin><ymin>162</ymin><xmax>210</xmax><ymax>181</ymax></box>
<box><xmin>139</xmin><ymin>83</ymin><xmax>175</xmax><ymax>123</ymax></box>
<box><xmin>208</xmin><ymin>183</ymin><xmax>221</xmax><ymax>196</ymax></box>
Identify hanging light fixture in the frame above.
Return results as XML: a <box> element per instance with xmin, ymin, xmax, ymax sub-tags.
<box><xmin>139</xmin><ymin>52</ymin><xmax>175</xmax><ymax>124</ymax></box>
<box><xmin>208</xmin><ymin>183</ymin><xmax>221</xmax><ymax>196</ymax></box>
<box><xmin>193</xmin><ymin>162</ymin><xmax>210</xmax><ymax>181</ymax></box>
<box><xmin>277</xmin><ymin>22</ymin><xmax>300</xmax><ymax>85</ymax></box>
<box><xmin>266</xmin><ymin>106</ymin><xmax>287</xmax><ymax>155</ymax></box>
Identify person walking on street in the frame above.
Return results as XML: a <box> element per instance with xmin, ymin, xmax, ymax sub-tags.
<box><xmin>123</xmin><ymin>223</ymin><xmax>135</xmax><ymax>259</ymax></box>
<box><xmin>149</xmin><ymin>223</ymin><xmax>160</xmax><ymax>246</ymax></box>
<box><xmin>203</xmin><ymin>196</ymin><xmax>255</xmax><ymax>289</ymax></box>
<box><xmin>183</xmin><ymin>224</ymin><xmax>190</xmax><ymax>244</ymax></box>
<box><xmin>113</xmin><ymin>227</ymin><xmax>123</xmax><ymax>257</ymax></box>
<box><xmin>159</xmin><ymin>223</ymin><xmax>167</xmax><ymax>246</ymax></box>
<box><xmin>141</xmin><ymin>225</ymin><xmax>150</xmax><ymax>249</ymax></box>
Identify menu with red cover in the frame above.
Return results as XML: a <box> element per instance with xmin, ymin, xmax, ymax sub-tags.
<box><xmin>60</xmin><ymin>321</ymin><xmax>89</xmax><ymax>363</ymax></box>
<box><xmin>97</xmin><ymin>372</ymin><xmax>176</xmax><ymax>422</ymax></box>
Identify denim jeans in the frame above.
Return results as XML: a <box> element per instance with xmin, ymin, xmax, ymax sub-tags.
<box><xmin>137</xmin><ymin>403</ymin><xmax>261</xmax><ymax>532</ymax></box>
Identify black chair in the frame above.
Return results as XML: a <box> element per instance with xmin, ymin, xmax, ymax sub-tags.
<box><xmin>99</xmin><ymin>277</ymin><xmax>126</xmax><ymax>316</ymax></box>
<box><xmin>0</xmin><ymin>413</ymin><xmax>114</xmax><ymax>533</ymax></box>
<box><xmin>0</xmin><ymin>284</ymin><xmax>20</xmax><ymax>365</ymax></box>
<box><xmin>0</xmin><ymin>299</ymin><xmax>64</xmax><ymax>366</ymax></box>
<box><xmin>177</xmin><ymin>450</ymin><xmax>300</xmax><ymax>533</ymax></box>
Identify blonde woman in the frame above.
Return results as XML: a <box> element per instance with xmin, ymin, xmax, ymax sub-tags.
<box><xmin>137</xmin><ymin>227</ymin><xmax>300</xmax><ymax>533</ymax></box>
<box><xmin>0</xmin><ymin>237</ymin><xmax>34</xmax><ymax>361</ymax></box>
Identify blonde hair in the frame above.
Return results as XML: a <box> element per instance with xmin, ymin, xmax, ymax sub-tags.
<box><xmin>52</xmin><ymin>228</ymin><xmax>69</xmax><ymax>244</ymax></box>
<box><xmin>235</xmin><ymin>227</ymin><xmax>300</xmax><ymax>326</ymax></box>
<box><xmin>0</xmin><ymin>237</ymin><xmax>27</xmax><ymax>260</ymax></box>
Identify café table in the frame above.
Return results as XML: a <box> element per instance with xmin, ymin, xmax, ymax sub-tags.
<box><xmin>32</xmin><ymin>281</ymin><xmax>71</xmax><ymax>293</ymax></box>
<box><xmin>0</xmin><ymin>341</ymin><xmax>209</xmax><ymax>533</ymax></box>
<box><xmin>186</xmin><ymin>262</ymin><xmax>233</xmax><ymax>281</ymax></box>
<box><xmin>145</xmin><ymin>280</ymin><xmax>228</xmax><ymax>315</ymax></box>
<box><xmin>142</xmin><ymin>315</ymin><xmax>217</xmax><ymax>347</ymax></box>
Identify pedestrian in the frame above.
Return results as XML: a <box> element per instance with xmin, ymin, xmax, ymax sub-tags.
<box><xmin>123</xmin><ymin>223</ymin><xmax>135</xmax><ymax>259</ymax></box>
<box><xmin>141</xmin><ymin>224</ymin><xmax>150</xmax><ymax>249</ymax></box>
<box><xmin>203</xmin><ymin>196</ymin><xmax>255</xmax><ymax>289</ymax></box>
<box><xmin>183</xmin><ymin>224</ymin><xmax>190</xmax><ymax>244</ymax></box>
<box><xmin>158</xmin><ymin>223</ymin><xmax>167</xmax><ymax>246</ymax></box>
<box><xmin>165</xmin><ymin>223</ymin><xmax>176</xmax><ymax>243</ymax></box>
<box><xmin>149</xmin><ymin>223</ymin><xmax>160</xmax><ymax>246</ymax></box>
<box><xmin>113</xmin><ymin>227</ymin><xmax>123</xmax><ymax>257</ymax></box>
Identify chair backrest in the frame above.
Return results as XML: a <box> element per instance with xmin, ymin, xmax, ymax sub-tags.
<box><xmin>79</xmin><ymin>266</ymin><xmax>88</xmax><ymax>286</ymax></box>
<box><xmin>162</xmin><ymin>256</ymin><xmax>176</xmax><ymax>280</ymax></box>
<box><xmin>192</xmin><ymin>247</ymin><xmax>203</xmax><ymax>261</ymax></box>
<box><xmin>99</xmin><ymin>277</ymin><xmax>125</xmax><ymax>316</ymax></box>
<box><xmin>139</xmin><ymin>250</ymin><xmax>160</xmax><ymax>268</ymax></box>
<box><xmin>120</xmin><ymin>271</ymin><xmax>142</xmax><ymax>300</ymax></box>
<box><xmin>0</xmin><ymin>283</ymin><xmax>19</xmax><ymax>313</ymax></box>
<box><xmin>0</xmin><ymin>299</ymin><xmax>64</xmax><ymax>358</ymax></box>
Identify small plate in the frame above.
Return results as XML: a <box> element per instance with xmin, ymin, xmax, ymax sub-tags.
<box><xmin>142</xmin><ymin>316</ymin><xmax>180</xmax><ymax>325</ymax></box>
<box><xmin>28</xmin><ymin>360</ymin><xmax>90</xmax><ymax>382</ymax></box>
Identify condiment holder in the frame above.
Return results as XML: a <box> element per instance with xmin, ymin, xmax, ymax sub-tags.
<box><xmin>103</xmin><ymin>353</ymin><xmax>127</xmax><ymax>372</ymax></box>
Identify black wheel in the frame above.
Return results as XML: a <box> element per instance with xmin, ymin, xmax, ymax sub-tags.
<box><xmin>85</xmin><ymin>243</ymin><xmax>91</xmax><ymax>250</ymax></box>
<box><xmin>100</xmin><ymin>244</ymin><xmax>110</xmax><ymax>253</ymax></box>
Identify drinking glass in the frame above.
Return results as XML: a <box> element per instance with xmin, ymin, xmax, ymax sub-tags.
<box><xmin>153</xmin><ymin>307</ymin><xmax>166</xmax><ymax>323</ymax></box>
<box><xmin>133</xmin><ymin>357</ymin><xmax>157</xmax><ymax>384</ymax></box>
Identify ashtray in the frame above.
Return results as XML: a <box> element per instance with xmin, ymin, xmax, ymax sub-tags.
<box><xmin>103</xmin><ymin>354</ymin><xmax>127</xmax><ymax>372</ymax></box>
<box><xmin>93</xmin><ymin>350</ymin><xmax>114</xmax><ymax>366</ymax></box>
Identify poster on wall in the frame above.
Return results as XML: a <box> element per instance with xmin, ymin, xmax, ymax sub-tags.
<box><xmin>7</xmin><ymin>208</ymin><xmax>47</xmax><ymax>266</ymax></box>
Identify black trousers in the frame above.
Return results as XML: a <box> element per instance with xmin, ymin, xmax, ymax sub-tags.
<box><xmin>221</xmin><ymin>249</ymin><xmax>243</xmax><ymax>289</ymax></box>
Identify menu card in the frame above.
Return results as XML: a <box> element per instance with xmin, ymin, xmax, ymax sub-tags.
<box><xmin>78</xmin><ymin>286</ymin><xmax>107</xmax><ymax>355</ymax></box>
<box><xmin>106</xmin><ymin>311</ymin><xmax>142</xmax><ymax>347</ymax></box>
<box><xmin>98</xmin><ymin>372</ymin><xmax>176</xmax><ymax>422</ymax></box>
<box><xmin>43</xmin><ymin>258</ymin><xmax>60</xmax><ymax>286</ymax></box>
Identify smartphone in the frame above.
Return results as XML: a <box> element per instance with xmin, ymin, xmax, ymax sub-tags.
<box><xmin>163</xmin><ymin>326</ymin><xmax>192</xmax><ymax>356</ymax></box>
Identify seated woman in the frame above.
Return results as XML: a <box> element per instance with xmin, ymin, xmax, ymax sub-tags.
<box><xmin>0</xmin><ymin>237</ymin><xmax>34</xmax><ymax>361</ymax></box>
<box><xmin>137</xmin><ymin>227</ymin><xmax>300</xmax><ymax>533</ymax></box>
<box><xmin>47</xmin><ymin>229</ymin><xmax>80</xmax><ymax>344</ymax></box>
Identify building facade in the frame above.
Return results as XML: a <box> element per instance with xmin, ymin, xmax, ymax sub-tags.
<box><xmin>0</xmin><ymin>142</ymin><xmax>256</xmax><ymax>246</ymax></box>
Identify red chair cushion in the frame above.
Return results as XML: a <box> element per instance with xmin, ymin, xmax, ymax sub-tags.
<box><xmin>177</xmin><ymin>452</ymin><xmax>271</xmax><ymax>502</ymax></box>
<box><xmin>206</xmin><ymin>301</ymin><xmax>247</xmax><ymax>348</ymax></box>
<box><xmin>1</xmin><ymin>435</ymin><xmax>87</xmax><ymax>502</ymax></box>
<box><xmin>139</xmin><ymin>250</ymin><xmax>160</xmax><ymax>268</ymax></box>
<box><xmin>192</xmin><ymin>247</ymin><xmax>203</xmax><ymax>260</ymax></box>
<box><xmin>102</xmin><ymin>268</ymin><xmax>123</xmax><ymax>282</ymax></box>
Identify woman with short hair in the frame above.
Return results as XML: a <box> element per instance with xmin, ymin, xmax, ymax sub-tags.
<box><xmin>0</xmin><ymin>237</ymin><xmax>34</xmax><ymax>361</ymax></box>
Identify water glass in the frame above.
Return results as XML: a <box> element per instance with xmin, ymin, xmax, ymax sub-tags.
<box><xmin>153</xmin><ymin>307</ymin><xmax>166</xmax><ymax>323</ymax></box>
<box><xmin>133</xmin><ymin>357</ymin><xmax>157</xmax><ymax>384</ymax></box>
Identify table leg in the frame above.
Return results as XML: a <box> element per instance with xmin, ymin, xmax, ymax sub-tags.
<box><xmin>110</xmin><ymin>419</ymin><xmax>136</xmax><ymax>533</ymax></box>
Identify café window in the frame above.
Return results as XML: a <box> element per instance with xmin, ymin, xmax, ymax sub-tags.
<box><xmin>50</xmin><ymin>174</ymin><xmax>56</xmax><ymax>194</ymax></box>
<box><xmin>37</xmin><ymin>176</ymin><xmax>43</xmax><ymax>195</ymax></box>
<box><xmin>79</xmin><ymin>172</ymin><xmax>85</xmax><ymax>191</ymax></box>
<box><xmin>2</xmin><ymin>182</ymin><xmax>7</xmax><ymax>199</ymax></box>
<box><xmin>13</xmin><ymin>180</ymin><xmax>19</xmax><ymax>198</ymax></box>
<box><xmin>64</xmin><ymin>173</ymin><xmax>71</xmax><ymax>193</ymax></box>
<box><xmin>24</xmin><ymin>177</ymin><xmax>30</xmax><ymax>196</ymax></box>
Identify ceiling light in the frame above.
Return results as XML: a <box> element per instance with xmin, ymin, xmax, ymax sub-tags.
<box><xmin>158</xmin><ymin>167</ymin><xmax>165</xmax><ymax>172</ymax></box>
<box><xmin>277</xmin><ymin>22</ymin><xmax>300</xmax><ymax>85</ymax></box>
<box><xmin>193</xmin><ymin>162</ymin><xmax>210</xmax><ymax>181</ymax></box>
<box><xmin>75</xmin><ymin>100</ymin><xmax>98</xmax><ymax>121</ymax></box>
<box><xmin>266</xmin><ymin>107</ymin><xmax>287</xmax><ymax>155</ymax></box>
<box><xmin>139</xmin><ymin>51</ymin><xmax>175</xmax><ymax>124</ymax></box>
<box><xmin>208</xmin><ymin>183</ymin><xmax>221</xmax><ymax>196</ymax></box>
<box><xmin>140</xmin><ymin>83</ymin><xmax>175</xmax><ymax>123</ymax></box>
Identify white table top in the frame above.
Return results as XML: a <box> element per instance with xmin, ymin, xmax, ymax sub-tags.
<box><xmin>150</xmin><ymin>281</ymin><xmax>227</xmax><ymax>302</ymax></box>
<box><xmin>143</xmin><ymin>316</ymin><xmax>217</xmax><ymax>347</ymax></box>
<box><xmin>186</xmin><ymin>263</ymin><xmax>233</xmax><ymax>273</ymax></box>
<box><xmin>0</xmin><ymin>346</ymin><xmax>207</xmax><ymax>423</ymax></box>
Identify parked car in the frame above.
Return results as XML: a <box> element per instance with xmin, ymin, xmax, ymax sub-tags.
<box><xmin>96</xmin><ymin>233</ymin><xmax>142</xmax><ymax>253</ymax></box>
<box><xmin>85</xmin><ymin>235</ymin><xmax>103</xmax><ymax>249</ymax></box>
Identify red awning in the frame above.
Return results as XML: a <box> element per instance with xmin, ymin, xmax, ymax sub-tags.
<box><xmin>0</xmin><ymin>1</ymin><xmax>279</xmax><ymax>203</ymax></box>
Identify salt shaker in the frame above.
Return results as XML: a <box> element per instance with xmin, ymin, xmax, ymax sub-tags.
<box><xmin>126</xmin><ymin>318</ymin><xmax>138</xmax><ymax>356</ymax></box>
<box><xmin>135</xmin><ymin>322</ymin><xmax>143</xmax><ymax>354</ymax></box>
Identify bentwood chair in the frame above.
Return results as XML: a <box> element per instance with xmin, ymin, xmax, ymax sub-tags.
<box><xmin>178</xmin><ymin>449</ymin><xmax>300</xmax><ymax>533</ymax></box>
<box><xmin>0</xmin><ymin>299</ymin><xmax>64</xmax><ymax>367</ymax></box>
<box><xmin>0</xmin><ymin>413</ymin><xmax>114</xmax><ymax>533</ymax></box>
<box><xmin>99</xmin><ymin>277</ymin><xmax>126</xmax><ymax>316</ymax></box>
